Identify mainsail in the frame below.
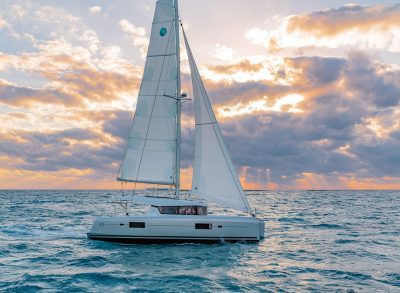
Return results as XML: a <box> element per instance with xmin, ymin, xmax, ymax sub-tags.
<box><xmin>118</xmin><ymin>0</ymin><xmax>180</xmax><ymax>186</ymax></box>
<box><xmin>182</xmin><ymin>30</ymin><xmax>252</xmax><ymax>213</ymax></box>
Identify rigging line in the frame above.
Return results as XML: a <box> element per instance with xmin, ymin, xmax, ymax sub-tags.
<box><xmin>182</xmin><ymin>26</ymin><xmax>251</xmax><ymax>213</ymax></box>
<box><xmin>132</xmin><ymin>17</ymin><xmax>176</xmax><ymax>185</ymax></box>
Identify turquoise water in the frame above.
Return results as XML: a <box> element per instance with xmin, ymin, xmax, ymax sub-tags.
<box><xmin>1</xmin><ymin>190</ymin><xmax>399</xmax><ymax>292</ymax></box>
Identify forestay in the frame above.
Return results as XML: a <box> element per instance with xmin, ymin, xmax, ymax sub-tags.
<box><xmin>118</xmin><ymin>0</ymin><xmax>179</xmax><ymax>185</ymax></box>
<box><xmin>183</xmin><ymin>30</ymin><xmax>252</xmax><ymax>213</ymax></box>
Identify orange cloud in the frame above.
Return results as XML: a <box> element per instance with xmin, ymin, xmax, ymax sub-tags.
<box><xmin>208</xmin><ymin>60</ymin><xmax>263</xmax><ymax>75</ymax></box>
<box><xmin>246</xmin><ymin>3</ymin><xmax>400</xmax><ymax>53</ymax></box>
<box><xmin>0</xmin><ymin>52</ymin><xmax>141</xmax><ymax>108</ymax></box>
<box><xmin>286</xmin><ymin>4</ymin><xmax>400</xmax><ymax>37</ymax></box>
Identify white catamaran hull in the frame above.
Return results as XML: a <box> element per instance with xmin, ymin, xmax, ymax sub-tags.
<box><xmin>88</xmin><ymin>215</ymin><xmax>265</xmax><ymax>244</ymax></box>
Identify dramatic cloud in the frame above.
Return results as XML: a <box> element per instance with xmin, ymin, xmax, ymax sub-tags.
<box><xmin>208</xmin><ymin>53</ymin><xmax>400</xmax><ymax>189</ymax></box>
<box><xmin>0</xmin><ymin>110</ymin><xmax>130</xmax><ymax>172</ymax></box>
<box><xmin>1</xmin><ymin>1</ymin><xmax>399</xmax><ymax>189</ymax></box>
<box><xmin>0</xmin><ymin>53</ymin><xmax>141</xmax><ymax>108</ymax></box>
<box><xmin>246</xmin><ymin>3</ymin><xmax>400</xmax><ymax>54</ymax></box>
<box><xmin>208</xmin><ymin>60</ymin><xmax>263</xmax><ymax>75</ymax></box>
<box><xmin>286</xmin><ymin>3</ymin><xmax>400</xmax><ymax>37</ymax></box>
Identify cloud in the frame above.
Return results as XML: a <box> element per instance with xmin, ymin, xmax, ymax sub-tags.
<box><xmin>119</xmin><ymin>19</ymin><xmax>148</xmax><ymax>58</ymax></box>
<box><xmin>208</xmin><ymin>59</ymin><xmax>263</xmax><ymax>75</ymax></box>
<box><xmin>0</xmin><ymin>54</ymin><xmax>141</xmax><ymax>108</ymax></box>
<box><xmin>0</xmin><ymin>110</ymin><xmax>128</xmax><ymax>173</ymax></box>
<box><xmin>186</xmin><ymin>53</ymin><xmax>400</xmax><ymax>189</ymax></box>
<box><xmin>1</xmin><ymin>2</ymin><xmax>400</xmax><ymax>189</ymax></box>
<box><xmin>214</xmin><ymin>44</ymin><xmax>234</xmax><ymax>61</ymax></box>
<box><xmin>286</xmin><ymin>3</ymin><xmax>400</xmax><ymax>37</ymax></box>
<box><xmin>89</xmin><ymin>6</ymin><xmax>102</xmax><ymax>14</ymax></box>
<box><xmin>246</xmin><ymin>3</ymin><xmax>400</xmax><ymax>54</ymax></box>
<box><xmin>0</xmin><ymin>78</ymin><xmax>80</xmax><ymax>106</ymax></box>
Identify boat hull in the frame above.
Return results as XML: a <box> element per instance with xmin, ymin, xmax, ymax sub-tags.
<box><xmin>87</xmin><ymin>215</ymin><xmax>265</xmax><ymax>244</ymax></box>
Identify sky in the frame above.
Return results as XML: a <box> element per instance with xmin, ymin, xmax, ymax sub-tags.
<box><xmin>0</xmin><ymin>0</ymin><xmax>400</xmax><ymax>190</ymax></box>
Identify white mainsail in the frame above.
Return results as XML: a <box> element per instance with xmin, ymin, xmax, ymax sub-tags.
<box><xmin>118</xmin><ymin>0</ymin><xmax>180</xmax><ymax>185</ymax></box>
<box><xmin>183</xmin><ymin>30</ymin><xmax>252</xmax><ymax>213</ymax></box>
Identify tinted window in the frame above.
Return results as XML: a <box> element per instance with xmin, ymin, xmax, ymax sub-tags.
<box><xmin>195</xmin><ymin>223</ymin><xmax>212</xmax><ymax>229</ymax></box>
<box><xmin>197</xmin><ymin>207</ymin><xmax>207</xmax><ymax>215</ymax></box>
<box><xmin>158</xmin><ymin>206</ymin><xmax>179</xmax><ymax>214</ymax></box>
<box><xmin>129</xmin><ymin>222</ymin><xmax>145</xmax><ymax>228</ymax></box>
<box><xmin>156</xmin><ymin>206</ymin><xmax>207</xmax><ymax>215</ymax></box>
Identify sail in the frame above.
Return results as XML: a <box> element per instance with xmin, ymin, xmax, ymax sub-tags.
<box><xmin>118</xmin><ymin>0</ymin><xmax>180</xmax><ymax>185</ymax></box>
<box><xmin>183</xmin><ymin>31</ymin><xmax>252</xmax><ymax>213</ymax></box>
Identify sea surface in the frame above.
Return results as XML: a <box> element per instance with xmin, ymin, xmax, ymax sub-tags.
<box><xmin>1</xmin><ymin>190</ymin><xmax>399</xmax><ymax>292</ymax></box>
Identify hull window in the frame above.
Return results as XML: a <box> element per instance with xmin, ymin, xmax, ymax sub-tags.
<box><xmin>195</xmin><ymin>223</ymin><xmax>212</xmax><ymax>229</ymax></box>
<box><xmin>129</xmin><ymin>222</ymin><xmax>145</xmax><ymax>228</ymax></box>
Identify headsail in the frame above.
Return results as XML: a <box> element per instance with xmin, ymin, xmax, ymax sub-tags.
<box><xmin>118</xmin><ymin>0</ymin><xmax>180</xmax><ymax>185</ymax></box>
<box><xmin>182</xmin><ymin>29</ymin><xmax>252</xmax><ymax>213</ymax></box>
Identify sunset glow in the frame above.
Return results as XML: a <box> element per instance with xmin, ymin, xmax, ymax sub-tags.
<box><xmin>1</xmin><ymin>0</ymin><xmax>400</xmax><ymax>190</ymax></box>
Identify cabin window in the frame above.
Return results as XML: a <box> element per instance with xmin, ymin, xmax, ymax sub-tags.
<box><xmin>158</xmin><ymin>206</ymin><xmax>179</xmax><ymax>214</ymax></box>
<box><xmin>155</xmin><ymin>206</ymin><xmax>207</xmax><ymax>215</ymax></box>
<box><xmin>197</xmin><ymin>207</ymin><xmax>207</xmax><ymax>215</ymax></box>
<box><xmin>195</xmin><ymin>223</ymin><xmax>212</xmax><ymax>229</ymax></box>
<box><xmin>129</xmin><ymin>222</ymin><xmax>145</xmax><ymax>228</ymax></box>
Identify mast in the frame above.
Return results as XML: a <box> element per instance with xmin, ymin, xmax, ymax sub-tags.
<box><xmin>174</xmin><ymin>0</ymin><xmax>181</xmax><ymax>198</ymax></box>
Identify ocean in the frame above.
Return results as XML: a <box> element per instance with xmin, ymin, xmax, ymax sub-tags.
<box><xmin>1</xmin><ymin>190</ymin><xmax>399</xmax><ymax>292</ymax></box>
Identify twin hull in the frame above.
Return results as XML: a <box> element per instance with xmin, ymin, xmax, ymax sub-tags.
<box><xmin>88</xmin><ymin>215</ymin><xmax>265</xmax><ymax>244</ymax></box>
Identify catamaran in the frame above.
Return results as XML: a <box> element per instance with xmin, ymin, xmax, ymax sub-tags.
<box><xmin>87</xmin><ymin>0</ymin><xmax>265</xmax><ymax>244</ymax></box>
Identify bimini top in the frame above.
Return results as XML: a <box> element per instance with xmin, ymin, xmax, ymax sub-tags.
<box><xmin>132</xmin><ymin>195</ymin><xmax>206</xmax><ymax>207</ymax></box>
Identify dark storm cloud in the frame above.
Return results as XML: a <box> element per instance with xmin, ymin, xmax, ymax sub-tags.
<box><xmin>1</xmin><ymin>52</ymin><xmax>399</xmax><ymax>187</ymax></box>
<box><xmin>285</xmin><ymin>56</ymin><xmax>346</xmax><ymax>87</ymax></box>
<box><xmin>210</xmin><ymin>53</ymin><xmax>400</xmax><ymax>184</ymax></box>
<box><xmin>0</xmin><ymin>109</ymin><xmax>135</xmax><ymax>174</ymax></box>
<box><xmin>0</xmin><ymin>128</ymin><xmax>123</xmax><ymax>173</ymax></box>
<box><xmin>221</xmin><ymin>112</ymin><xmax>361</xmax><ymax>184</ymax></box>
<box><xmin>206</xmin><ymin>80</ymin><xmax>288</xmax><ymax>106</ymax></box>
<box><xmin>343</xmin><ymin>52</ymin><xmax>400</xmax><ymax>108</ymax></box>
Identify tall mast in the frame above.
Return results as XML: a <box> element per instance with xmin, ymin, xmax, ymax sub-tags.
<box><xmin>174</xmin><ymin>0</ymin><xmax>181</xmax><ymax>198</ymax></box>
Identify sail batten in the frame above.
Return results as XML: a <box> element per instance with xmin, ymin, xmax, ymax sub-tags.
<box><xmin>182</xmin><ymin>29</ymin><xmax>252</xmax><ymax>213</ymax></box>
<box><xmin>118</xmin><ymin>0</ymin><xmax>179</xmax><ymax>185</ymax></box>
